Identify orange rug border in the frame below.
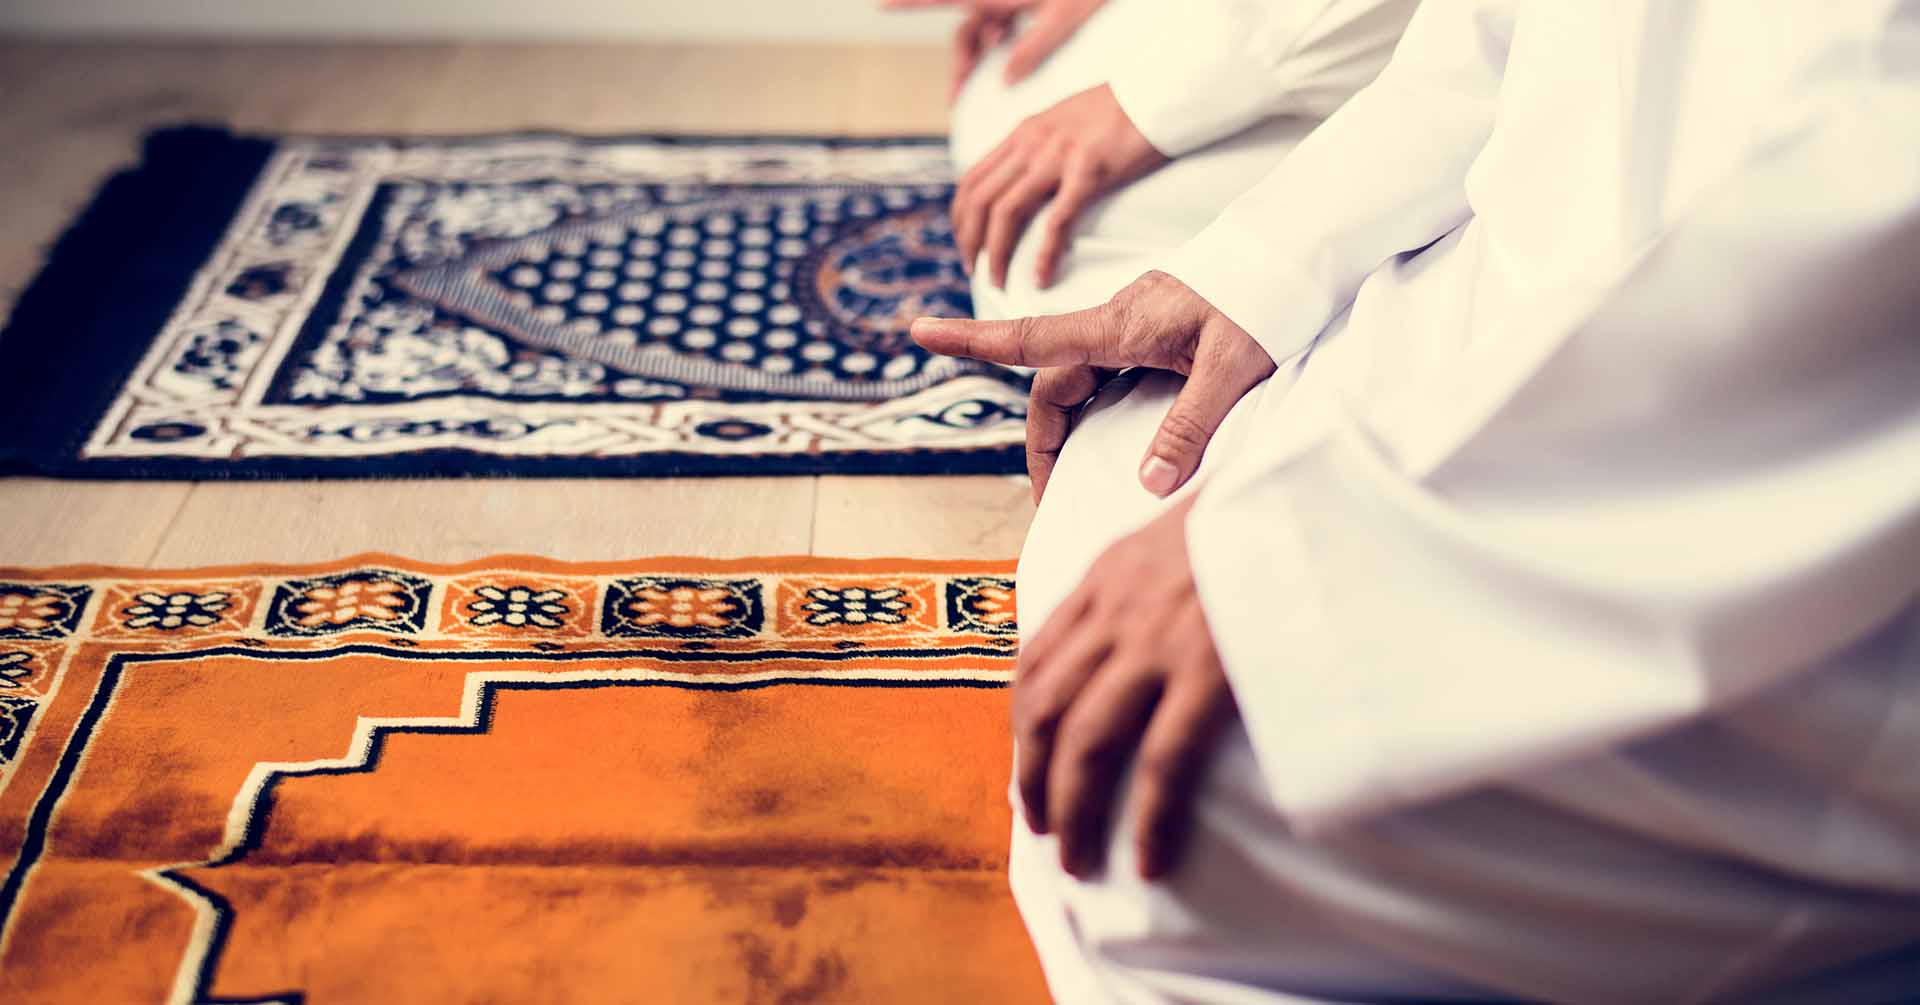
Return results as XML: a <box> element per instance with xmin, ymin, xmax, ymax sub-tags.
<box><xmin>0</xmin><ymin>553</ymin><xmax>1043</xmax><ymax>1003</ymax></box>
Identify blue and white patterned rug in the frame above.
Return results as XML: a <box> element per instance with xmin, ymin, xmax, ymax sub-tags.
<box><xmin>0</xmin><ymin>128</ymin><xmax>1027</xmax><ymax>478</ymax></box>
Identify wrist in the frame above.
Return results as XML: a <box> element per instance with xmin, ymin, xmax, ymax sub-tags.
<box><xmin>1088</xmin><ymin>83</ymin><xmax>1170</xmax><ymax>177</ymax></box>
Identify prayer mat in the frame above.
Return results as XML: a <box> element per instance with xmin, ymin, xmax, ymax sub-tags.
<box><xmin>0</xmin><ymin>555</ymin><xmax>1046</xmax><ymax>1003</ymax></box>
<box><xmin>0</xmin><ymin>127</ymin><xmax>1029</xmax><ymax>479</ymax></box>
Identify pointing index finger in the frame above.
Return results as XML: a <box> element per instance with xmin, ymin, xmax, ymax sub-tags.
<box><xmin>911</xmin><ymin>308</ymin><xmax>1113</xmax><ymax>368</ymax></box>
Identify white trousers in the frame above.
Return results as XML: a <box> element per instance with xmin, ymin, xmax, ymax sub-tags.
<box><xmin>951</xmin><ymin>6</ymin><xmax>1920</xmax><ymax>1003</ymax></box>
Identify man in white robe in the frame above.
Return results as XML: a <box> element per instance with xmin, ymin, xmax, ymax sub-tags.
<box><xmin>911</xmin><ymin>1</ymin><xmax>1920</xmax><ymax>1000</ymax></box>
<box><xmin>889</xmin><ymin>0</ymin><xmax>1420</xmax><ymax>320</ymax></box>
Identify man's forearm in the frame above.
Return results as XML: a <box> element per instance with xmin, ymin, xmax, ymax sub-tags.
<box><xmin>1109</xmin><ymin>0</ymin><xmax>1420</xmax><ymax>158</ymax></box>
<box><xmin>1155</xmin><ymin>0</ymin><xmax>1518</xmax><ymax>364</ymax></box>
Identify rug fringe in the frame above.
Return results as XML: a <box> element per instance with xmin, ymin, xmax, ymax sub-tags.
<box><xmin>0</xmin><ymin>124</ymin><xmax>275</xmax><ymax>475</ymax></box>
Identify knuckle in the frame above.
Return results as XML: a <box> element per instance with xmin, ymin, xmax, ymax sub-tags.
<box><xmin>1155</xmin><ymin>409</ymin><xmax>1212</xmax><ymax>455</ymax></box>
<box><xmin>1136</xmin><ymin>741</ymin><xmax>1185</xmax><ymax>784</ymax></box>
<box><xmin>1136</xmin><ymin>270</ymin><xmax>1176</xmax><ymax>296</ymax></box>
<box><xmin>1099</xmin><ymin>297</ymin><xmax>1138</xmax><ymax>341</ymax></box>
<box><xmin>1113</xmin><ymin>311</ymin><xmax>1157</xmax><ymax>363</ymax></box>
<box><xmin>1012</xmin><ymin>700</ymin><xmax>1060</xmax><ymax>742</ymax></box>
<box><xmin>1047</xmin><ymin>206</ymin><xmax>1075</xmax><ymax>236</ymax></box>
<box><xmin>1029</xmin><ymin>376</ymin><xmax>1063</xmax><ymax>409</ymax></box>
<box><xmin>1058</xmin><ymin>708</ymin><xmax>1133</xmax><ymax>770</ymax></box>
<box><xmin>1072</xmin><ymin>730</ymin><xmax>1130</xmax><ymax>770</ymax></box>
<box><xmin>1009</xmin><ymin>315</ymin><xmax>1041</xmax><ymax>360</ymax></box>
<box><xmin>1063</xmin><ymin>737</ymin><xmax>1108</xmax><ymax>772</ymax></box>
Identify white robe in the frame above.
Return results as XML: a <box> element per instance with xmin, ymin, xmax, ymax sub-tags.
<box><xmin>965</xmin><ymin>1</ymin><xmax>1920</xmax><ymax>1001</ymax></box>
<box><xmin>952</xmin><ymin>0</ymin><xmax>1418</xmax><ymax>321</ymax></box>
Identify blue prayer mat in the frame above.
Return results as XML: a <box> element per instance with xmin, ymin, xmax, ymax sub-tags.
<box><xmin>0</xmin><ymin>128</ymin><xmax>1026</xmax><ymax>478</ymax></box>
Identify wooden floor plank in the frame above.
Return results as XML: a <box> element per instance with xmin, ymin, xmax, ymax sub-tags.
<box><xmin>148</xmin><ymin>477</ymin><xmax>817</xmax><ymax>566</ymax></box>
<box><xmin>812</xmin><ymin>475</ymin><xmax>1033</xmax><ymax>559</ymax></box>
<box><xmin>0</xmin><ymin>479</ymin><xmax>193</xmax><ymax>567</ymax></box>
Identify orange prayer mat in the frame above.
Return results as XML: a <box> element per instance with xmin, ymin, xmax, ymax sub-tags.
<box><xmin>0</xmin><ymin>554</ymin><xmax>1045</xmax><ymax>1003</ymax></box>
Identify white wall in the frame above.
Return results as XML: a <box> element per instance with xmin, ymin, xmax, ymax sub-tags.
<box><xmin>0</xmin><ymin>0</ymin><xmax>959</xmax><ymax>43</ymax></box>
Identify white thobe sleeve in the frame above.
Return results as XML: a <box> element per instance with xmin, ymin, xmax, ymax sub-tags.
<box><xmin>1152</xmin><ymin>0</ymin><xmax>1517</xmax><ymax>363</ymax></box>
<box><xmin>1107</xmin><ymin>0</ymin><xmax>1421</xmax><ymax>159</ymax></box>
<box><xmin>1182</xmin><ymin>16</ymin><xmax>1920</xmax><ymax>831</ymax></box>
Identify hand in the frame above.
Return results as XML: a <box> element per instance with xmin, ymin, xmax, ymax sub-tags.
<box><xmin>1013</xmin><ymin>494</ymin><xmax>1236</xmax><ymax>880</ymax></box>
<box><xmin>954</xmin><ymin>83</ymin><xmax>1167</xmax><ymax>290</ymax></box>
<box><xmin>912</xmin><ymin>271</ymin><xmax>1274</xmax><ymax>501</ymax></box>
<box><xmin>881</xmin><ymin>0</ymin><xmax>1108</xmax><ymax>100</ymax></box>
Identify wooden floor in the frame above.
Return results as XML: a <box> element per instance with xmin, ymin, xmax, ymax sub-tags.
<box><xmin>0</xmin><ymin>39</ymin><xmax>1036</xmax><ymax>567</ymax></box>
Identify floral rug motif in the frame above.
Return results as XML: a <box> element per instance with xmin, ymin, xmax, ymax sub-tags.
<box><xmin>0</xmin><ymin>128</ymin><xmax>1027</xmax><ymax>478</ymax></box>
<box><xmin>0</xmin><ymin>554</ymin><xmax>1045</xmax><ymax>1003</ymax></box>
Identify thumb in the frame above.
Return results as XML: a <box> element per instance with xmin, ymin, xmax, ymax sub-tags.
<box><xmin>1138</xmin><ymin>348</ymin><xmax>1271</xmax><ymax>497</ymax></box>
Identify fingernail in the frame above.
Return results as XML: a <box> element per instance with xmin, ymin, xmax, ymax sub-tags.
<box><xmin>1140</xmin><ymin>456</ymin><xmax>1179</xmax><ymax>496</ymax></box>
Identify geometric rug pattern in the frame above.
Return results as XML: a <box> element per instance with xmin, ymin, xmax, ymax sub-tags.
<box><xmin>0</xmin><ymin>128</ymin><xmax>1028</xmax><ymax>478</ymax></box>
<box><xmin>0</xmin><ymin>555</ymin><xmax>1044</xmax><ymax>1002</ymax></box>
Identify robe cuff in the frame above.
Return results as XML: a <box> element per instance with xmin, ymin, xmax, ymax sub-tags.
<box><xmin>1155</xmin><ymin>229</ymin><xmax>1337</xmax><ymax>367</ymax></box>
<box><xmin>1109</xmin><ymin>50</ymin><xmax>1288</xmax><ymax>159</ymax></box>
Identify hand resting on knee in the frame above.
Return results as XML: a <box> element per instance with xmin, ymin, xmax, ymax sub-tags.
<box><xmin>912</xmin><ymin>270</ymin><xmax>1273</xmax><ymax>501</ymax></box>
<box><xmin>1015</xmin><ymin>494</ymin><xmax>1233</xmax><ymax>882</ymax></box>
<box><xmin>950</xmin><ymin>83</ymin><xmax>1168</xmax><ymax>290</ymax></box>
<box><xmin>882</xmin><ymin>0</ymin><xmax>1168</xmax><ymax>290</ymax></box>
